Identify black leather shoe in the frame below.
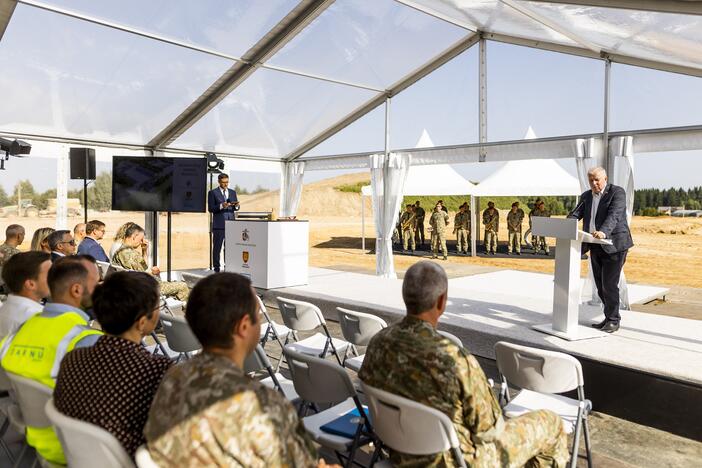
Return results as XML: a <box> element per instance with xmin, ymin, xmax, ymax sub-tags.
<box><xmin>601</xmin><ymin>321</ymin><xmax>620</xmax><ymax>333</ymax></box>
<box><xmin>591</xmin><ymin>319</ymin><xmax>607</xmax><ymax>329</ymax></box>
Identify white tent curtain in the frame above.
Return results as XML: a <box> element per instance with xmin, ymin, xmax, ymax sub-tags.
<box><xmin>280</xmin><ymin>161</ymin><xmax>305</xmax><ymax>218</ymax></box>
<box><xmin>370</xmin><ymin>152</ymin><xmax>410</xmax><ymax>279</ymax></box>
<box><xmin>575</xmin><ymin>137</ymin><xmax>605</xmax><ymax>306</ymax></box>
<box><xmin>610</xmin><ymin>135</ymin><xmax>635</xmax><ymax>311</ymax></box>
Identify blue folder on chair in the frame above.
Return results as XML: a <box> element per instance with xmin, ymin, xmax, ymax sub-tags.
<box><xmin>320</xmin><ymin>406</ymin><xmax>372</xmax><ymax>438</ymax></box>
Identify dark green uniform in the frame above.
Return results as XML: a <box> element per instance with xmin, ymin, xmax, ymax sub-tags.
<box><xmin>429</xmin><ymin>210</ymin><xmax>450</xmax><ymax>259</ymax></box>
<box><xmin>530</xmin><ymin>207</ymin><xmax>551</xmax><ymax>254</ymax></box>
<box><xmin>482</xmin><ymin>208</ymin><xmax>499</xmax><ymax>254</ymax></box>
<box><xmin>506</xmin><ymin>208</ymin><xmax>525</xmax><ymax>254</ymax></box>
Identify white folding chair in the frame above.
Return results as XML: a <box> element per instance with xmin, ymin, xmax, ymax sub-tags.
<box><xmin>160</xmin><ymin>315</ymin><xmax>202</xmax><ymax>362</ymax></box>
<box><xmin>45</xmin><ymin>398</ymin><xmax>135</xmax><ymax>468</ymax></box>
<box><xmin>95</xmin><ymin>261</ymin><xmax>110</xmax><ymax>280</ymax></box>
<box><xmin>360</xmin><ymin>381</ymin><xmax>466</xmax><ymax>467</ymax></box>
<box><xmin>244</xmin><ymin>344</ymin><xmax>299</xmax><ymax>403</ymax></box>
<box><xmin>276</xmin><ymin>297</ymin><xmax>349</xmax><ymax>365</ymax></box>
<box><xmin>134</xmin><ymin>445</ymin><xmax>159</xmax><ymax>468</ymax></box>
<box><xmin>494</xmin><ymin>341</ymin><xmax>593</xmax><ymax>468</ymax></box>
<box><xmin>6</xmin><ymin>372</ymin><xmax>54</xmax><ymax>467</ymax></box>
<box><xmin>437</xmin><ymin>330</ymin><xmax>463</xmax><ymax>348</ymax></box>
<box><xmin>284</xmin><ymin>348</ymin><xmax>376</xmax><ymax>468</ymax></box>
<box><xmin>257</xmin><ymin>296</ymin><xmax>290</xmax><ymax>347</ymax></box>
<box><xmin>336</xmin><ymin>308</ymin><xmax>387</xmax><ymax>372</ymax></box>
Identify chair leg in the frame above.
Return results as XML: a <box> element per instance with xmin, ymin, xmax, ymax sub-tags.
<box><xmin>583</xmin><ymin>415</ymin><xmax>593</xmax><ymax>468</ymax></box>
<box><xmin>0</xmin><ymin>417</ymin><xmax>14</xmax><ymax>463</ymax></box>
<box><xmin>12</xmin><ymin>443</ymin><xmax>27</xmax><ymax>468</ymax></box>
<box><xmin>570</xmin><ymin>409</ymin><xmax>584</xmax><ymax>468</ymax></box>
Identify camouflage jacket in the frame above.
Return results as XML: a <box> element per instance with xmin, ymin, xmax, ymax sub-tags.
<box><xmin>429</xmin><ymin>210</ymin><xmax>450</xmax><ymax>235</ymax></box>
<box><xmin>529</xmin><ymin>208</ymin><xmax>551</xmax><ymax>228</ymax></box>
<box><xmin>359</xmin><ymin>316</ymin><xmax>503</xmax><ymax>467</ymax></box>
<box><xmin>0</xmin><ymin>243</ymin><xmax>20</xmax><ymax>268</ymax></box>
<box><xmin>482</xmin><ymin>209</ymin><xmax>499</xmax><ymax>232</ymax></box>
<box><xmin>454</xmin><ymin>211</ymin><xmax>471</xmax><ymax>231</ymax></box>
<box><xmin>506</xmin><ymin>209</ymin><xmax>525</xmax><ymax>232</ymax></box>
<box><xmin>112</xmin><ymin>246</ymin><xmax>148</xmax><ymax>272</ymax></box>
<box><xmin>144</xmin><ymin>352</ymin><xmax>318</xmax><ymax>467</ymax></box>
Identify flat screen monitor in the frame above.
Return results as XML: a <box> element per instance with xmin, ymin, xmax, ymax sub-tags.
<box><xmin>112</xmin><ymin>156</ymin><xmax>206</xmax><ymax>212</ymax></box>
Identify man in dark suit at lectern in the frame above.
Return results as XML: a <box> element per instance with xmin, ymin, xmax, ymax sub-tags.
<box><xmin>568</xmin><ymin>166</ymin><xmax>633</xmax><ymax>334</ymax></box>
<box><xmin>208</xmin><ymin>174</ymin><xmax>239</xmax><ymax>272</ymax></box>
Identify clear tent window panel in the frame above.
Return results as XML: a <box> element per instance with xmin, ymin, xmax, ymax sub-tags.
<box><xmin>170</xmin><ymin>68</ymin><xmax>379</xmax><ymax>158</ymax></box>
<box><xmin>34</xmin><ymin>0</ymin><xmax>299</xmax><ymax>58</ymax></box>
<box><xmin>487</xmin><ymin>41</ymin><xmax>604</xmax><ymax>142</ymax></box>
<box><xmin>404</xmin><ymin>0</ymin><xmax>579</xmax><ymax>47</ymax></box>
<box><xmin>390</xmin><ymin>46</ymin><xmax>479</xmax><ymax>149</ymax></box>
<box><xmin>266</xmin><ymin>0</ymin><xmax>468</xmax><ymax>90</ymax></box>
<box><xmin>518</xmin><ymin>3</ymin><xmax>702</xmax><ymax>72</ymax></box>
<box><xmin>304</xmin><ymin>106</ymin><xmax>386</xmax><ymax>158</ymax></box>
<box><xmin>611</xmin><ymin>64</ymin><xmax>702</xmax><ymax>132</ymax></box>
<box><xmin>0</xmin><ymin>4</ymin><xmax>234</xmax><ymax>144</ymax></box>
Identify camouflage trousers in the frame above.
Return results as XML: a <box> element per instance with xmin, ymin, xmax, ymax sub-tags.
<box><xmin>456</xmin><ymin>229</ymin><xmax>470</xmax><ymax>253</ymax></box>
<box><xmin>508</xmin><ymin>230</ymin><xmax>522</xmax><ymax>253</ymax></box>
<box><xmin>403</xmin><ymin>229</ymin><xmax>416</xmax><ymax>251</ymax></box>
<box><xmin>532</xmin><ymin>236</ymin><xmax>549</xmax><ymax>253</ymax></box>
<box><xmin>159</xmin><ymin>281</ymin><xmax>190</xmax><ymax>302</ymax></box>
<box><xmin>471</xmin><ymin>410</ymin><xmax>569</xmax><ymax>468</ymax></box>
<box><xmin>484</xmin><ymin>230</ymin><xmax>498</xmax><ymax>253</ymax></box>
<box><xmin>431</xmin><ymin>233</ymin><xmax>447</xmax><ymax>257</ymax></box>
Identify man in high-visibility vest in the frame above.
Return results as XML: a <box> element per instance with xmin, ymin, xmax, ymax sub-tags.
<box><xmin>1</xmin><ymin>255</ymin><xmax>102</xmax><ymax>464</ymax></box>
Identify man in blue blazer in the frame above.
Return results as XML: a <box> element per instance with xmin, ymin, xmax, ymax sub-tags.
<box><xmin>568</xmin><ymin>167</ymin><xmax>634</xmax><ymax>333</ymax></box>
<box><xmin>208</xmin><ymin>173</ymin><xmax>239</xmax><ymax>272</ymax></box>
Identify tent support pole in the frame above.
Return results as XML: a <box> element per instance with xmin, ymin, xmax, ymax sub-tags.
<box><xmin>479</xmin><ymin>37</ymin><xmax>488</xmax><ymax>162</ymax></box>
<box><xmin>361</xmin><ymin>194</ymin><xmax>365</xmax><ymax>253</ymax></box>
<box><xmin>603</xmin><ymin>58</ymin><xmax>612</xmax><ymax>175</ymax></box>
<box><xmin>471</xmin><ymin>195</ymin><xmax>477</xmax><ymax>257</ymax></box>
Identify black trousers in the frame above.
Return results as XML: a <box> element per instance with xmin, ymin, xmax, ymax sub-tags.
<box><xmin>212</xmin><ymin>229</ymin><xmax>225</xmax><ymax>272</ymax></box>
<box><xmin>590</xmin><ymin>244</ymin><xmax>628</xmax><ymax>323</ymax></box>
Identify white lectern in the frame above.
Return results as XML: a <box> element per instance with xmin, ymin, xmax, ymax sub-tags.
<box><xmin>224</xmin><ymin>220</ymin><xmax>309</xmax><ymax>289</ymax></box>
<box><xmin>531</xmin><ymin>217</ymin><xmax>612</xmax><ymax>341</ymax></box>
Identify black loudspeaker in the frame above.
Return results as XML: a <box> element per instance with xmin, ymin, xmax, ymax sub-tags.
<box><xmin>69</xmin><ymin>148</ymin><xmax>96</xmax><ymax>180</ymax></box>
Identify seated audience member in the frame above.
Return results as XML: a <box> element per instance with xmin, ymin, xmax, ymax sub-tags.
<box><xmin>31</xmin><ymin>227</ymin><xmax>55</xmax><ymax>253</ymax></box>
<box><xmin>0</xmin><ymin>255</ymin><xmax>102</xmax><ymax>464</ymax></box>
<box><xmin>47</xmin><ymin>229</ymin><xmax>76</xmax><ymax>262</ymax></box>
<box><xmin>76</xmin><ymin>220</ymin><xmax>110</xmax><ymax>262</ymax></box>
<box><xmin>144</xmin><ymin>273</ymin><xmax>331</xmax><ymax>467</ymax></box>
<box><xmin>112</xmin><ymin>224</ymin><xmax>189</xmax><ymax>301</ymax></box>
<box><xmin>54</xmin><ymin>271</ymin><xmax>171</xmax><ymax>458</ymax></box>
<box><xmin>0</xmin><ymin>224</ymin><xmax>25</xmax><ymax>268</ymax></box>
<box><xmin>359</xmin><ymin>261</ymin><xmax>568</xmax><ymax>467</ymax></box>
<box><xmin>73</xmin><ymin>223</ymin><xmax>86</xmax><ymax>246</ymax></box>
<box><xmin>110</xmin><ymin>221</ymin><xmax>136</xmax><ymax>259</ymax></box>
<box><xmin>0</xmin><ymin>251</ymin><xmax>51</xmax><ymax>336</ymax></box>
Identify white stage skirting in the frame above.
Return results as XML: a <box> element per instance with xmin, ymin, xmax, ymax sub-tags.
<box><xmin>273</xmin><ymin>268</ymin><xmax>702</xmax><ymax>386</ymax></box>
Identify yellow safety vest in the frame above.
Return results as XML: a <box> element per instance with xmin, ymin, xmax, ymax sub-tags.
<box><xmin>0</xmin><ymin>309</ymin><xmax>102</xmax><ymax>465</ymax></box>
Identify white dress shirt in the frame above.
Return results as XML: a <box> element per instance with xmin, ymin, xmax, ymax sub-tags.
<box><xmin>0</xmin><ymin>294</ymin><xmax>43</xmax><ymax>337</ymax></box>
<box><xmin>589</xmin><ymin>188</ymin><xmax>604</xmax><ymax>234</ymax></box>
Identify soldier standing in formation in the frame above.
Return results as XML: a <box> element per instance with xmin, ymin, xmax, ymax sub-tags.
<box><xmin>399</xmin><ymin>204</ymin><xmax>417</xmax><ymax>253</ymax></box>
<box><xmin>414</xmin><ymin>201</ymin><xmax>425</xmax><ymax>247</ymax></box>
<box><xmin>429</xmin><ymin>203</ymin><xmax>449</xmax><ymax>260</ymax></box>
<box><xmin>453</xmin><ymin>203</ymin><xmax>471</xmax><ymax>255</ymax></box>
<box><xmin>530</xmin><ymin>199</ymin><xmax>551</xmax><ymax>255</ymax></box>
<box><xmin>482</xmin><ymin>201</ymin><xmax>499</xmax><ymax>255</ymax></box>
<box><xmin>506</xmin><ymin>201</ymin><xmax>525</xmax><ymax>255</ymax></box>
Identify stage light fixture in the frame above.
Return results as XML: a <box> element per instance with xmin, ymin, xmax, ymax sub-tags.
<box><xmin>205</xmin><ymin>152</ymin><xmax>224</xmax><ymax>173</ymax></box>
<box><xmin>0</xmin><ymin>137</ymin><xmax>31</xmax><ymax>170</ymax></box>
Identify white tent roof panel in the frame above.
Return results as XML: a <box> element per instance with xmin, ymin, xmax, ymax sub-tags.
<box><xmin>361</xmin><ymin>163</ymin><xmax>476</xmax><ymax>196</ymax></box>
<box><xmin>472</xmin><ymin>158</ymin><xmax>581</xmax><ymax>196</ymax></box>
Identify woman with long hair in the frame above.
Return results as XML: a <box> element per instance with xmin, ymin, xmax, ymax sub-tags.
<box><xmin>30</xmin><ymin>227</ymin><xmax>55</xmax><ymax>253</ymax></box>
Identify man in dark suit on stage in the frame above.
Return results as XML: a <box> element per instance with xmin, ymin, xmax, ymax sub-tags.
<box><xmin>208</xmin><ymin>174</ymin><xmax>239</xmax><ymax>272</ymax></box>
<box><xmin>568</xmin><ymin>166</ymin><xmax>633</xmax><ymax>333</ymax></box>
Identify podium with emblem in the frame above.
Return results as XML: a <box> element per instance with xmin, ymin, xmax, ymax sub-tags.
<box><xmin>224</xmin><ymin>219</ymin><xmax>309</xmax><ymax>289</ymax></box>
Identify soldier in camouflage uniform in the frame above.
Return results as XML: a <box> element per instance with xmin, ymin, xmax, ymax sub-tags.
<box><xmin>0</xmin><ymin>224</ymin><xmax>25</xmax><ymax>268</ymax></box>
<box><xmin>144</xmin><ymin>273</ymin><xmax>329</xmax><ymax>468</ymax></box>
<box><xmin>482</xmin><ymin>201</ymin><xmax>499</xmax><ymax>255</ymax></box>
<box><xmin>530</xmin><ymin>199</ymin><xmax>551</xmax><ymax>255</ymax></box>
<box><xmin>400</xmin><ymin>205</ymin><xmax>417</xmax><ymax>252</ymax></box>
<box><xmin>359</xmin><ymin>262</ymin><xmax>568</xmax><ymax>468</ymax></box>
<box><xmin>414</xmin><ymin>201</ymin><xmax>426</xmax><ymax>247</ymax></box>
<box><xmin>453</xmin><ymin>203</ymin><xmax>471</xmax><ymax>254</ymax></box>
<box><xmin>112</xmin><ymin>224</ymin><xmax>189</xmax><ymax>301</ymax></box>
<box><xmin>429</xmin><ymin>204</ymin><xmax>450</xmax><ymax>260</ymax></box>
<box><xmin>506</xmin><ymin>202</ymin><xmax>525</xmax><ymax>255</ymax></box>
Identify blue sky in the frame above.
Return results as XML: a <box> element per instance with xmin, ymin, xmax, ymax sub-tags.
<box><xmin>1</xmin><ymin>1</ymin><xmax>701</xmax><ymax>194</ymax></box>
